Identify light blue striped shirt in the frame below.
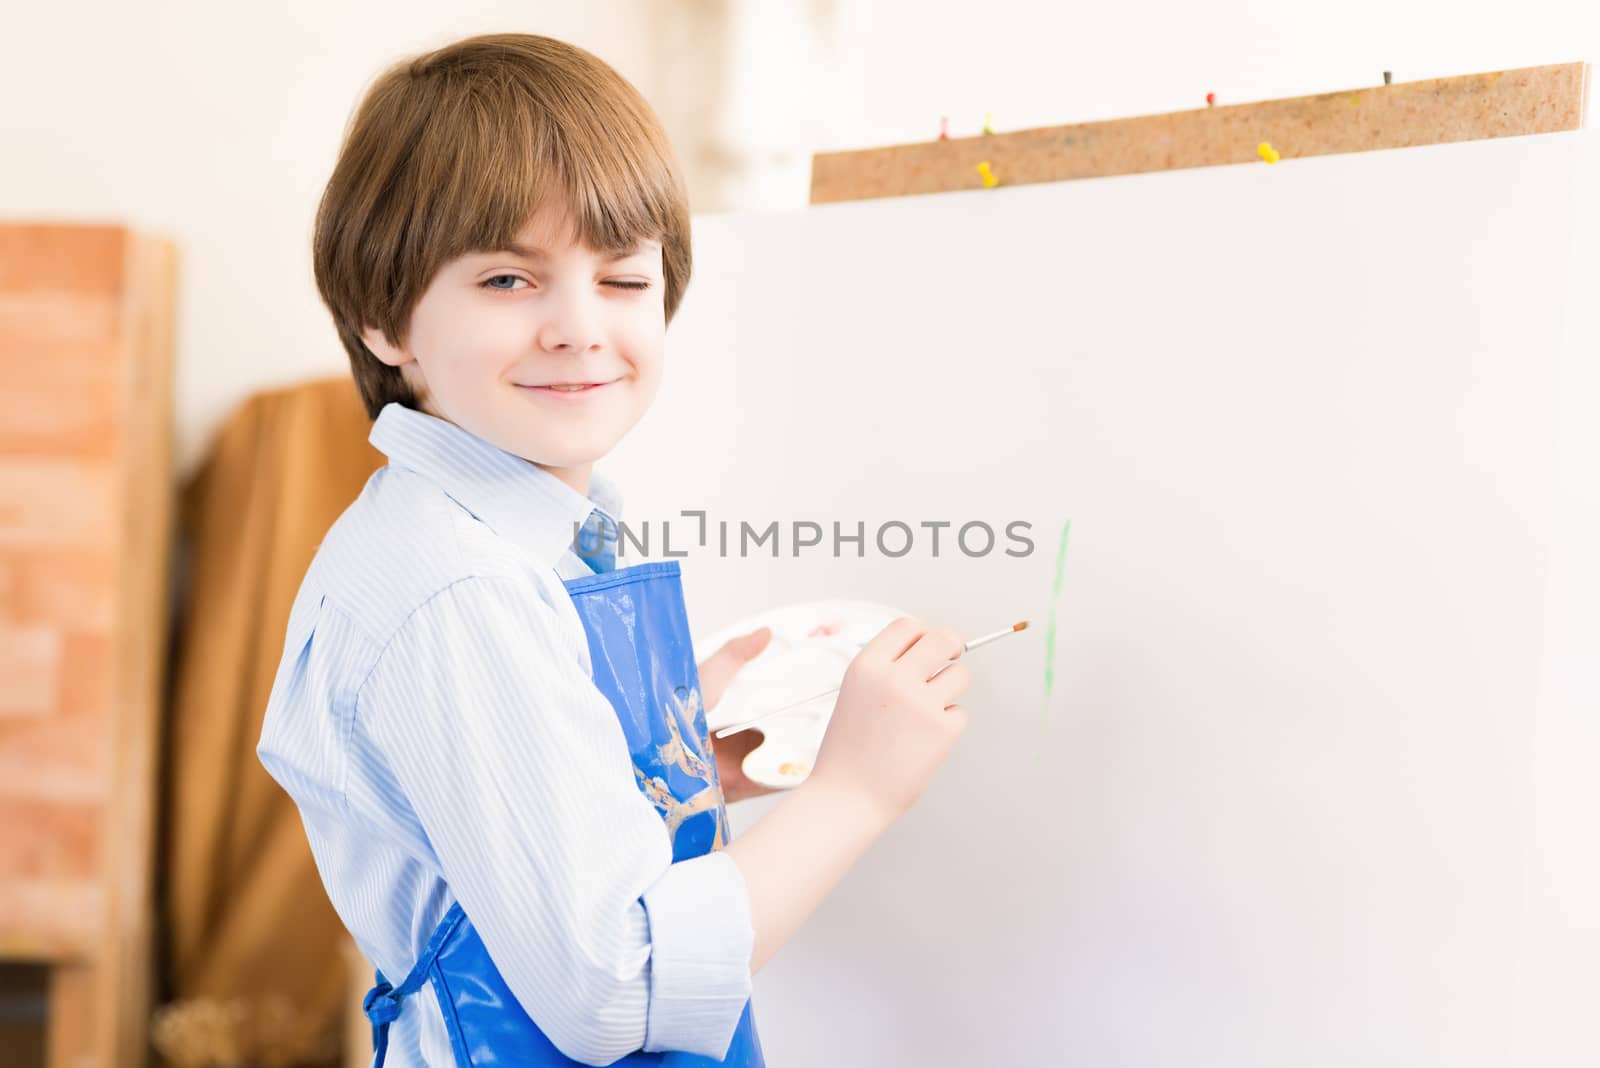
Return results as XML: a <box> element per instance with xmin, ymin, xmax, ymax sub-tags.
<box><xmin>257</xmin><ymin>403</ymin><xmax>754</xmax><ymax>1066</ymax></box>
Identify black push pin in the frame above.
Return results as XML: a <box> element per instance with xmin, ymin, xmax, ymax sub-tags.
<box><xmin>1383</xmin><ymin>70</ymin><xmax>1392</xmax><ymax>85</ymax></box>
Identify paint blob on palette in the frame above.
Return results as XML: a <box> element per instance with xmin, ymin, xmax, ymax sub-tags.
<box><xmin>695</xmin><ymin>600</ymin><xmax>905</xmax><ymax>788</ymax></box>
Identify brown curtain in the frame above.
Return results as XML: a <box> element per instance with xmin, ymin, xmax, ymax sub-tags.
<box><xmin>156</xmin><ymin>377</ymin><xmax>384</xmax><ymax>1067</ymax></box>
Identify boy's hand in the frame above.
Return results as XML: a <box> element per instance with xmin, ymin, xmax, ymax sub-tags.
<box><xmin>804</xmin><ymin>617</ymin><xmax>970</xmax><ymax>827</ymax></box>
<box><xmin>710</xmin><ymin>726</ymin><xmax>771</xmax><ymax>805</ymax></box>
<box><xmin>698</xmin><ymin>627</ymin><xmax>777</xmax><ymax>803</ymax></box>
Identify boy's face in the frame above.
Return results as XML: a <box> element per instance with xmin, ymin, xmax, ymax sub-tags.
<box><xmin>362</xmin><ymin>201</ymin><xmax>666</xmax><ymax>496</ymax></box>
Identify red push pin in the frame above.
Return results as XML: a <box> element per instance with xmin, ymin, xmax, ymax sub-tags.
<box><xmin>1206</xmin><ymin>92</ymin><xmax>1216</xmax><ymax>107</ymax></box>
<box><xmin>939</xmin><ymin>115</ymin><xmax>949</xmax><ymax>141</ymax></box>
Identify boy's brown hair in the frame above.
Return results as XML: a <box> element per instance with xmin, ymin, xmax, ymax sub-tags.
<box><xmin>312</xmin><ymin>33</ymin><xmax>693</xmax><ymax>418</ymax></box>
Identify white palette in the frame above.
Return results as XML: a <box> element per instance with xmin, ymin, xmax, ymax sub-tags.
<box><xmin>695</xmin><ymin>599</ymin><xmax>904</xmax><ymax>787</ymax></box>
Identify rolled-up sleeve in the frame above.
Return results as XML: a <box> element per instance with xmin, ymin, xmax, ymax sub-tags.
<box><xmin>357</xmin><ymin>574</ymin><xmax>753</xmax><ymax>1065</ymax></box>
<box><xmin>641</xmin><ymin>850</ymin><xmax>754</xmax><ymax>1054</ymax></box>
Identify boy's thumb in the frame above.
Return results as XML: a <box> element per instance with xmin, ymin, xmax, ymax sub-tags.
<box><xmin>705</xmin><ymin>627</ymin><xmax>771</xmax><ymax>670</ymax></box>
<box><xmin>728</xmin><ymin>626</ymin><xmax>772</xmax><ymax>662</ymax></box>
<box><xmin>698</xmin><ymin>627</ymin><xmax>773</xmax><ymax>711</ymax></box>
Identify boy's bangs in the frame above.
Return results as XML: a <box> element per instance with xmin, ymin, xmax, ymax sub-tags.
<box><xmin>429</xmin><ymin>91</ymin><xmax>674</xmax><ymax>262</ymax></box>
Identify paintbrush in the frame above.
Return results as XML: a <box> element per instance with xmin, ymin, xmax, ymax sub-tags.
<box><xmin>712</xmin><ymin>620</ymin><xmax>1029</xmax><ymax>739</ymax></box>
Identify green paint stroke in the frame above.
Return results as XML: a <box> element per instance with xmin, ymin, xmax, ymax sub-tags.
<box><xmin>1042</xmin><ymin>519</ymin><xmax>1072</xmax><ymax>716</ymax></box>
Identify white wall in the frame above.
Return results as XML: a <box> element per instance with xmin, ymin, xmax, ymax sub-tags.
<box><xmin>840</xmin><ymin>0</ymin><xmax>1597</xmax><ymax>149</ymax></box>
<box><xmin>0</xmin><ymin>0</ymin><xmax>1594</xmax><ymax>471</ymax></box>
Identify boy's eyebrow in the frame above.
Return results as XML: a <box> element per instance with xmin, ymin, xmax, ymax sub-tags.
<box><xmin>484</xmin><ymin>241</ymin><xmax>657</xmax><ymax>263</ymax></box>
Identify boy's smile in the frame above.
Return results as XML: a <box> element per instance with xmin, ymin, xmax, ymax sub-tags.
<box><xmin>360</xmin><ymin>200</ymin><xmax>666</xmax><ymax>498</ymax></box>
<box><xmin>518</xmin><ymin>379</ymin><xmax>617</xmax><ymax>397</ymax></box>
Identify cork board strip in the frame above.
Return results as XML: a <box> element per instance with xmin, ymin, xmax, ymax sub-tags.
<box><xmin>809</xmin><ymin>62</ymin><xmax>1590</xmax><ymax>204</ymax></box>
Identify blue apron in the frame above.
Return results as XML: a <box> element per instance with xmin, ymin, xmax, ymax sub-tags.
<box><xmin>362</xmin><ymin>560</ymin><xmax>765</xmax><ymax>1066</ymax></box>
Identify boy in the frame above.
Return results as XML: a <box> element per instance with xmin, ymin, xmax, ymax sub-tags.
<box><xmin>258</xmin><ymin>32</ymin><xmax>973</xmax><ymax>1067</ymax></box>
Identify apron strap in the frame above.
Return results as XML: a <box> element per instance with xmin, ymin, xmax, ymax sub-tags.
<box><xmin>362</xmin><ymin>903</ymin><xmax>468</xmax><ymax>1067</ymax></box>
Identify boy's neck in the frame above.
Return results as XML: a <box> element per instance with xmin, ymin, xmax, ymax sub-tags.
<box><xmin>534</xmin><ymin>460</ymin><xmax>593</xmax><ymax>500</ymax></box>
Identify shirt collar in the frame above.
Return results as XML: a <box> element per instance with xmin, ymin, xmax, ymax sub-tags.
<box><xmin>369</xmin><ymin>402</ymin><xmax>623</xmax><ymax>566</ymax></box>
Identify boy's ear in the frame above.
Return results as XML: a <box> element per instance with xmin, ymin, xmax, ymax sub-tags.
<box><xmin>360</xmin><ymin>323</ymin><xmax>413</xmax><ymax>368</ymax></box>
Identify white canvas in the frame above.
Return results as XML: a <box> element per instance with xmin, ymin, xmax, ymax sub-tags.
<box><xmin>602</xmin><ymin>129</ymin><xmax>1600</xmax><ymax>1066</ymax></box>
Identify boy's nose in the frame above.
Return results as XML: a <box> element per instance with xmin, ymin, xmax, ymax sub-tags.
<box><xmin>538</xmin><ymin>330</ymin><xmax>600</xmax><ymax>353</ymax></box>
<box><xmin>537</xmin><ymin>299</ymin><xmax>602</xmax><ymax>354</ymax></box>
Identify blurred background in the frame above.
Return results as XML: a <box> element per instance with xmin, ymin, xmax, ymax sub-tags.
<box><xmin>0</xmin><ymin>1</ymin><xmax>1593</xmax><ymax>1065</ymax></box>
<box><xmin>2</xmin><ymin>0</ymin><xmax>1597</xmax><ymax>475</ymax></box>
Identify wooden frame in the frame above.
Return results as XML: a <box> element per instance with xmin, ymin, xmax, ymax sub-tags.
<box><xmin>0</xmin><ymin>223</ymin><xmax>177</xmax><ymax>1068</ymax></box>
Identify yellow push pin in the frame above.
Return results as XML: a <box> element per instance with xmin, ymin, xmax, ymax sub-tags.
<box><xmin>1257</xmin><ymin>141</ymin><xmax>1281</xmax><ymax>164</ymax></box>
<box><xmin>983</xmin><ymin>112</ymin><xmax>995</xmax><ymax>135</ymax></box>
<box><xmin>976</xmin><ymin>161</ymin><xmax>999</xmax><ymax>188</ymax></box>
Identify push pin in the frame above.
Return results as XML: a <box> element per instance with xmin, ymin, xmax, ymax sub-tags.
<box><xmin>939</xmin><ymin>115</ymin><xmax>949</xmax><ymax>141</ymax></box>
<box><xmin>1257</xmin><ymin>142</ymin><xmax>1281</xmax><ymax>164</ymax></box>
<box><xmin>1383</xmin><ymin>70</ymin><xmax>1392</xmax><ymax>85</ymax></box>
<box><xmin>983</xmin><ymin>112</ymin><xmax>995</xmax><ymax>135</ymax></box>
<box><xmin>976</xmin><ymin>161</ymin><xmax>999</xmax><ymax>188</ymax></box>
<box><xmin>1206</xmin><ymin>92</ymin><xmax>1216</xmax><ymax>107</ymax></box>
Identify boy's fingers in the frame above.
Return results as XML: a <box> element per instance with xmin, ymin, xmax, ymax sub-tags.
<box><xmin>862</xmin><ymin>616</ymin><xmax>924</xmax><ymax>663</ymax></box>
<box><xmin>901</xmin><ymin>628</ymin><xmax>966</xmax><ymax>679</ymax></box>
